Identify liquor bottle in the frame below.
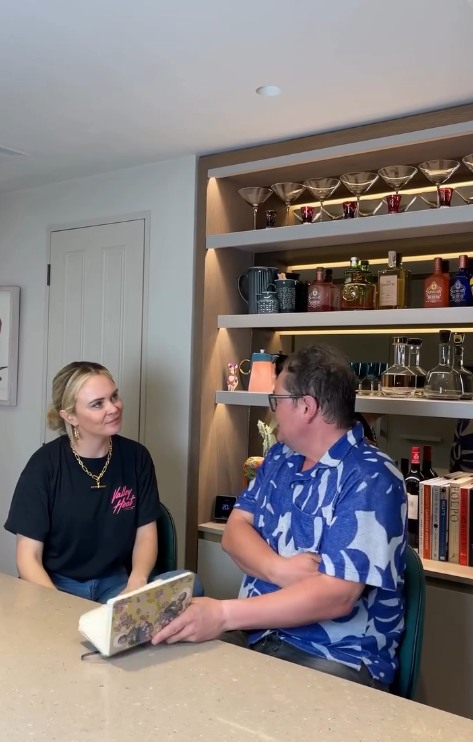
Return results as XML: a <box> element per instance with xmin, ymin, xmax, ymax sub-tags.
<box><xmin>449</xmin><ymin>254</ymin><xmax>473</xmax><ymax>307</ymax></box>
<box><xmin>307</xmin><ymin>267</ymin><xmax>331</xmax><ymax>312</ymax></box>
<box><xmin>405</xmin><ymin>446</ymin><xmax>425</xmax><ymax>549</ymax></box>
<box><xmin>406</xmin><ymin>337</ymin><xmax>427</xmax><ymax>396</ymax></box>
<box><xmin>424</xmin><ymin>257</ymin><xmax>450</xmax><ymax>307</ymax></box>
<box><xmin>360</xmin><ymin>260</ymin><xmax>377</xmax><ymax>309</ymax></box>
<box><xmin>341</xmin><ymin>257</ymin><xmax>369</xmax><ymax>310</ymax></box>
<box><xmin>324</xmin><ymin>269</ymin><xmax>340</xmax><ymax>311</ymax></box>
<box><xmin>421</xmin><ymin>445</ymin><xmax>438</xmax><ymax>480</ymax></box>
<box><xmin>451</xmin><ymin>332</ymin><xmax>473</xmax><ymax>399</ymax></box>
<box><xmin>378</xmin><ymin>251</ymin><xmax>410</xmax><ymax>309</ymax></box>
<box><xmin>424</xmin><ymin>329</ymin><xmax>463</xmax><ymax>399</ymax></box>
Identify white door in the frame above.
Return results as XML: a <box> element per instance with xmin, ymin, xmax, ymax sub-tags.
<box><xmin>44</xmin><ymin>219</ymin><xmax>145</xmax><ymax>442</ymax></box>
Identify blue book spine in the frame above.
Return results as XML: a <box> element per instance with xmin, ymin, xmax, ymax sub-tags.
<box><xmin>439</xmin><ymin>493</ymin><xmax>449</xmax><ymax>561</ymax></box>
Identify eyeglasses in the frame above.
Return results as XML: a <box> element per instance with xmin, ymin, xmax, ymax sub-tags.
<box><xmin>268</xmin><ymin>394</ymin><xmax>305</xmax><ymax>412</ymax></box>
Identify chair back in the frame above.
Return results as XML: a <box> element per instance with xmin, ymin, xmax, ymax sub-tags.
<box><xmin>153</xmin><ymin>502</ymin><xmax>178</xmax><ymax>575</ymax></box>
<box><xmin>391</xmin><ymin>545</ymin><xmax>426</xmax><ymax>699</ymax></box>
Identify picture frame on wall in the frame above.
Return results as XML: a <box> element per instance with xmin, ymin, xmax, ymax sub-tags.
<box><xmin>0</xmin><ymin>286</ymin><xmax>20</xmax><ymax>406</ymax></box>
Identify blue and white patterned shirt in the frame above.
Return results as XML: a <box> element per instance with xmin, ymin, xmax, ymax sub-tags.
<box><xmin>235</xmin><ymin>423</ymin><xmax>407</xmax><ymax>684</ymax></box>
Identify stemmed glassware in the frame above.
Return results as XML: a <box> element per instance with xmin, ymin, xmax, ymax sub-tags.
<box><xmin>270</xmin><ymin>182</ymin><xmax>306</xmax><ymax>226</ymax></box>
<box><xmin>456</xmin><ymin>155</ymin><xmax>473</xmax><ymax>204</ymax></box>
<box><xmin>303</xmin><ymin>177</ymin><xmax>340</xmax><ymax>222</ymax></box>
<box><xmin>378</xmin><ymin>165</ymin><xmax>418</xmax><ymax>214</ymax></box>
<box><xmin>418</xmin><ymin>159</ymin><xmax>460</xmax><ymax>207</ymax></box>
<box><xmin>340</xmin><ymin>172</ymin><xmax>379</xmax><ymax>217</ymax></box>
<box><xmin>238</xmin><ymin>187</ymin><xmax>273</xmax><ymax>230</ymax></box>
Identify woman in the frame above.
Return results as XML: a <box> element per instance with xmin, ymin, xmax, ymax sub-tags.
<box><xmin>5</xmin><ymin>361</ymin><xmax>195</xmax><ymax>602</ymax></box>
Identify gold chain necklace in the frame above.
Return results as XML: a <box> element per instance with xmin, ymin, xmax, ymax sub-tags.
<box><xmin>70</xmin><ymin>438</ymin><xmax>113</xmax><ymax>489</ymax></box>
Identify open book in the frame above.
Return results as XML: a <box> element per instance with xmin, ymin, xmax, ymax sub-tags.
<box><xmin>78</xmin><ymin>571</ymin><xmax>195</xmax><ymax>656</ymax></box>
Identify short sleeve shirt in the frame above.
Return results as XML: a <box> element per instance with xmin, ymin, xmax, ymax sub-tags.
<box><xmin>4</xmin><ymin>434</ymin><xmax>160</xmax><ymax>580</ymax></box>
<box><xmin>235</xmin><ymin>423</ymin><xmax>407</xmax><ymax>684</ymax></box>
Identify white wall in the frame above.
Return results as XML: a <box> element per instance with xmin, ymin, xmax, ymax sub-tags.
<box><xmin>0</xmin><ymin>156</ymin><xmax>197</xmax><ymax>575</ymax></box>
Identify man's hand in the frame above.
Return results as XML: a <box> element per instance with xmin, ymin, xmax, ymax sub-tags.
<box><xmin>274</xmin><ymin>552</ymin><xmax>321</xmax><ymax>588</ymax></box>
<box><xmin>151</xmin><ymin>598</ymin><xmax>225</xmax><ymax>645</ymax></box>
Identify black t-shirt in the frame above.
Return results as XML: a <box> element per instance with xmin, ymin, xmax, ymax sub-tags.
<box><xmin>4</xmin><ymin>434</ymin><xmax>160</xmax><ymax>580</ymax></box>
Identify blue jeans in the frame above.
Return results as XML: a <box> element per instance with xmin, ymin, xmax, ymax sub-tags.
<box><xmin>49</xmin><ymin>568</ymin><xmax>204</xmax><ymax>604</ymax></box>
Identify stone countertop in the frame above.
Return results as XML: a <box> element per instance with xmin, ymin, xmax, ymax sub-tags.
<box><xmin>1</xmin><ymin>572</ymin><xmax>473</xmax><ymax>741</ymax></box>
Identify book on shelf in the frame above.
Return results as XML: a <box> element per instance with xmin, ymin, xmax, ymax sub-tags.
<box><xmin>459</xmin><ymin>484</ymin><xmax>473</xmax><ymax>567</ymax></box>
<box><xmin>78</xmin><ymin>571</ymin><xmax>195</xmax><ymax>657</ymax></box>
<box><xmin>448</xmin><ymin>475</ymin><xmax>473</xmax><ymax>563</ymax></box>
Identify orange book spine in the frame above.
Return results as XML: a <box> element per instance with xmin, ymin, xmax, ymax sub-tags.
<box><xmin>459</xmin><ymin>486</ymin><xmax>471</xmax><ymax>566</ymax></box>
<box><xmin>423</xmin><ymin>484</ymin><xmax>432</xmax><ymax>560</ymax></box>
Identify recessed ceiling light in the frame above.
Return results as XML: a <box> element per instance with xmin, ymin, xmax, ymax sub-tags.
<box><xmin>256</xmin><ymin>85</ymin><xmax>281</xmax><ymax>97</ymax></box>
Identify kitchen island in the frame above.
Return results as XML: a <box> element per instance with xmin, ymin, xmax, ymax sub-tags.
<box><xmin>1</xmin><ymin>572</ymin><xmax>472</xmax><ymax>741</ymax></box>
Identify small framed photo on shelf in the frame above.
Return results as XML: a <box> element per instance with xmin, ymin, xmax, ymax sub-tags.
<box><xmin>0</xmin><ymin>286</ymin><xmax>20</xmax><ymax>406</ymax></box>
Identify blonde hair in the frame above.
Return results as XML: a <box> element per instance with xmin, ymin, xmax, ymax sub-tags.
<box><xmin>47</xmin><ymin>361</ymin><xmax>115</xmax><ymax>438</ymax></box>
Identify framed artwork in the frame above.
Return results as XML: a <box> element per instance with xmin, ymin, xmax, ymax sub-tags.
<box><xmin>0</xmin><ymin>286</ymin><xmax>20</xmax><ymax>406</ymax></box>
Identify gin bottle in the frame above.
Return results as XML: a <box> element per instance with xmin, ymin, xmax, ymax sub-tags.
<box><xmin>449</xmin><ymin>254</ymin><xmax>473</xmax><ymax>307</ymax></box>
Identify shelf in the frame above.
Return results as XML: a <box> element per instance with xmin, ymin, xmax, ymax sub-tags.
<box><xmin>218</xmin><ymin>307</ymin><xmax>473</xmax><ymax>330</ymax></box>
<box><xmin>207</xmin><ymin>120</ymin><xmax>473</xmax><ymax>180</ymax></box>
<box><xmin>215</xmin><ymin>390</ymin><xmax>473</xmax><ymax>418</ymax></box>
<box><xmin>207</xmin><ymin>205</ymin><xmax>473</xmax><ymax>254</ymax></box>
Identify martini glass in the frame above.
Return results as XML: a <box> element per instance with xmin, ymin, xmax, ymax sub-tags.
<box><xmin>270</xmin><ymin>182</ymin><xmax>306</xmax><ymax>226</ymax></box>
<box><xmin>378</xmin><ymin>165</ymin><xmax>418</xmax><ymax>213</ymax></box>
<box><xmin>418</xmin><ymin>159</ymin><xmax>460</xmax><ymax>207</ymax></box>
<box><xmin>340</xmin><ymin>172</ymin><xmax>379</xmax><ymax>217</ymax></box>
<box><xmin>457</xmin><ymin>155</ymin><xmax>473</xmax><ymax>204</ymax></box>
<box><xmin>237</xmin><ymin>187</ymin><xmax>273</xmax><ymax>230</ymax></box>
<box><xmin>303</xmin><ymin>177</ymin><xmax>340</xmax><ymax>222</ymax></box>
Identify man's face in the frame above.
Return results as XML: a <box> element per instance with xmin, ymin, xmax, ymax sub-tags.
<box><xmin>273</xmin><ymin>370</ymin><xmax>303</xmax><ymax>448</ymax></box>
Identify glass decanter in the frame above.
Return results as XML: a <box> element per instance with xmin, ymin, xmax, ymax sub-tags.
<box><xmin>406</xmin><ymin>337</ymin><xmax>427</xmax><ymax>397</ymax></box>
<box><xmin>451</xmin><ymin>332</ymin><xmax>473</xmax><ymax>399</ymax></box>
<box><xmin>380</xmin><ymin>336</ymin><xmax>417</xmax><ymax>397</ymax></box>
<box><xmin>424</xmin><ymin>330</ymin><xmax>463</xmax><ymax>400</ymax></box>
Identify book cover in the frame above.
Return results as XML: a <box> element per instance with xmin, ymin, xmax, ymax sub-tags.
<box><xmin>448</xmin><ymin>476</ymin><xmax>473</xmax><ymax>563</ymax></box>
<box><xmin>439</xmin><ymin>487</ymin><xmax>449</xmax><ymax>561</ymax></box>
<box><xmin>459</xmin><ymin>486</ymin><xmax>471</xmax><ymax>566</ymax></box>
<box><xmin>78</xmin><ymin>571</ymin><xmax>195</xmax><ymax>657</ymax></box>
<box><xmin>419</xmin><ymin>477</ymin><xmax>443</xmax><ymax>559</ymax></box>
<box><xmin>431</xmin><ymin>480</ymin><xmax>450</xmax><ymax>561</ymax></box>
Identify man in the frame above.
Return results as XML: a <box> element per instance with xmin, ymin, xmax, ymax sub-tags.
<box><xmin>152</xmin><ymin>344</ymin><xmax>407</xmax><ymax>690</ymax></box>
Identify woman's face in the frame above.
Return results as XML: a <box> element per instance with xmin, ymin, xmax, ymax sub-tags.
<box><xmin>68</xmin><ymin>373</ymin><xmax>123</xmax><ymax>439</ymax></box>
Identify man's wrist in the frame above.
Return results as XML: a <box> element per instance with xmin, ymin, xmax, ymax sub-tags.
<box><xmin>221</xmin><ymin>599</ymin><xmax>239</xmax><ymax>632</ymax></box>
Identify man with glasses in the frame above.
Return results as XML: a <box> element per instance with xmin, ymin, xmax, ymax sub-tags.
<box><xmin>152</xmin><ymin>344</ymin><xmax>406</xmax><ymax>691</ymax></box>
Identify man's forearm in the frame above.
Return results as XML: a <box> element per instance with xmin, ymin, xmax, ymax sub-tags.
<box><xmin>221</xmin><ymin>574</ymin><xmax>363</xmax><ymax>631</ymax></box>
<box><xmin>222</xmin><ymin>516</ymin><xmax>281</xmax><ymax>582</ymax></box>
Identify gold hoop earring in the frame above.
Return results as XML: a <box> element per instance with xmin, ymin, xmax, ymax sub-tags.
<box><xmin>73</xmin><ymin>426</ymin><xmax>80</xmax><ymax>441</ymax></box>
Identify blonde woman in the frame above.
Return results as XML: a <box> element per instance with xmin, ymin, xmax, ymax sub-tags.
<box><xmin>5</xmin><ymin>361</ymin><xmax>201</xmax><ymax>602</ymax></box>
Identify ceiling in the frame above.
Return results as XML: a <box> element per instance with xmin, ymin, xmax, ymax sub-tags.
<box><xmin>1</xmin><ymin>0</ymin><xmax>473</xmax><ymax>192</ymax></box>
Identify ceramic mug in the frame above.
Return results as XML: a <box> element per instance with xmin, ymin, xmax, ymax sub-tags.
<box><xmin>257</xmin><ymin>290</ymin><xmax>279</xmax><ymax>314</ymax></box>
<box><xmin>274</xmin><ymin>278</ymin><xmax>297</xmax><ymax>313</ymax></box>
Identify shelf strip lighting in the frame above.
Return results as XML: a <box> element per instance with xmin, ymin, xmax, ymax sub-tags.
<box><xmin>278</xmin><ymin>327</ymin><xmax>473</xmax><ymax>336</ymax></box>
<box><xmin>289</xmin><ymin>251</ymin><xmax>473</xmax><ymax>272</ymax></box>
